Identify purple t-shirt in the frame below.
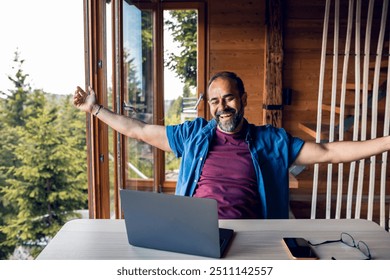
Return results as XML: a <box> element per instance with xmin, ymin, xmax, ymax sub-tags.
<box><xmin>193</xmin><ymin>125</ymin><xmax>261</xmax><ymax>219</ymax></box>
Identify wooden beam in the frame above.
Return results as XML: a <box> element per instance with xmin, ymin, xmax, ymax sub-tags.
<box><xmin>84</xmin><ymin>0</ymin><xmax>111</xmax><ymax>219</ymax></box>
<box><xmin>112</xmin><ymin>0</ymin><xmax>124</xmax><ymax>219</ymax></box>
<box><xmin>263</xmin><ymin>0</ymin><xmax>283</xmax><ymax>127</ymax></box>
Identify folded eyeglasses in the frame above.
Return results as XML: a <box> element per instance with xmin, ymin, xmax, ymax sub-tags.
<box><xmin>308</xmin><ymin>232</ymin><xmax>371</xmax><ymax>260</ymax></box>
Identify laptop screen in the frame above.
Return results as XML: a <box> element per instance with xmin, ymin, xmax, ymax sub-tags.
<box><xmin>120</xmin><ymin>189</ymin><xmax>233</xmax><ymax>258</ymax></box>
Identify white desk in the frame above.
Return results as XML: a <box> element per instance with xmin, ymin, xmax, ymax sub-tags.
<box><xmin>36</xmin><ymin>219</ymin><xmax>390</xmax><ymax>260</ymax></box>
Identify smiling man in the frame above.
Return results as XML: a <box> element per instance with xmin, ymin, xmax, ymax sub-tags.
<box><xmin>74</xmin><ymin>71</ymin><xmax>390</xmax><ymax>219</ymax></box>
<box><xmin>207</xmin><ymin>72</ymin><xmax>246</xmax><ymax>133</ymax></box>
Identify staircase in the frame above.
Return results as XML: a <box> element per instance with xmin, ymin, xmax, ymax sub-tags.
<box><xmin>290</xmin><ymin>40</ymin><xmax>389</xmax><ymax>225</ymax></box>
<box><xmin>299</xmin><ymin>47</ymin><xmax>388</xmax><ymax>142</ymax></box>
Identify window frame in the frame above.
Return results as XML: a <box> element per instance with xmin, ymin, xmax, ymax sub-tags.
<box><xmin>121</xmin><ymin>1</ymin><xmax>206</xmax><ymax>195</ymax></box>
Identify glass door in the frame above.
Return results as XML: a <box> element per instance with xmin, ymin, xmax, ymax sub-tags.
<box><xmin>120</xmin><ymin>0</ymin><xmax>205</xmax><ymax>195</ymax></box>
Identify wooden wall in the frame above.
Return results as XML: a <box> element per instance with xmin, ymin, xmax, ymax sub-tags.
<box><xmin>282</xmin><ymin>0</ymin><xmax>325</xmax><ymax>139</ymax></box>
<box><xmin>208</xmin><ymin>0</ymin><xmax>266</xmax><ymax>125</ymax></box>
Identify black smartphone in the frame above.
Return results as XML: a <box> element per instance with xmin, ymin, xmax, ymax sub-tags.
<box><xmin>282</xmin><ymin>237</ymin><xmax>319</xmax><ymax>260</ymax></box>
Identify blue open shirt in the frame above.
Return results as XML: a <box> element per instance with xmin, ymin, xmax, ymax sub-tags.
<box><xmin>166</xmin><ymin>118</ymin><xmax>305</xmax><ymax>219</ymax></box>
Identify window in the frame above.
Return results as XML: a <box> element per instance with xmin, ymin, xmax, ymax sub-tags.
<box><xmin>84</xmin><ymin>0</ymin><xmax>206</xmax><ymax>218</ymax></box>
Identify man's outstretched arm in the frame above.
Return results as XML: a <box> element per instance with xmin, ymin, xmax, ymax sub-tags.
<box><xmin>73</xmin><ymin>86</ymin><xmax>172</xmax><ymax>152</ymax></box>
<box><xmin>294</xmin><ymin>136</ymin><xmax>390</xmax><ymax>165</ymax></box>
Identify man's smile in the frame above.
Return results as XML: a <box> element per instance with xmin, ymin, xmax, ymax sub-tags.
<box><xmin>216</xmin><ymin>108</ymin><xmax>236</xmax><ymax>119</ymax></box>
<box><xmin>219</xmin><ymin>113</ymin><xmax>232</xmax><ymax>120</ymax></box>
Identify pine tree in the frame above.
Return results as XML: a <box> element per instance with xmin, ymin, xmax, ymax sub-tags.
<box><xmin>0</xmin><ymin>50</ymin><xmax>31</xmax><ymax>127</ymax></box>
<box><xmin>0</xmin><ymin>112</ymin><xmax>17</xmax><ymax>259</ymax></box>
<box><xmin>0</xmin><ymin>53</ymin><xmax>88</xmax><ymax>259</ymax></box>
<box><xmin>1</xmin><ymin>91</ymin><xmax>88</xmax><ymax>257</ymax></box>
<box><xmin>0</xmin><ymin>51</ymin><xmax>30</xmax><ymax>259</ymax></box>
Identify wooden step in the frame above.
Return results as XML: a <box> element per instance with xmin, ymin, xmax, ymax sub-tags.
<box><xmin>346</xmin><ymin>83</ymin><xmax>373</xmax><ymax>91</ymax></box>
<box><xmin>298</xmin><ymin>122</ymin><xmax>331</xmax><ymax>139</ymax></box>
<box><xmin>298</xmin><ymin>122</ymin><xmax>352</xmax><ymax>140</ymax></box>
<box><xmin>369</xmin><ymin>60</ymin><xmax>388</xmax><ymax>72</ymax></box>
<box><xmin>322</xmin><ymin>104</ymin><xmax>355</xmax><ymax>115</ymax></box>
<box><xmin>289</xmin><ymin>173</ymin><xmax>299</xmax><ymax>189</ymax></box>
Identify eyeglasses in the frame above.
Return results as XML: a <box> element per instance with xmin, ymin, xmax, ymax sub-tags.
<box><xmin>308</xmin><ymin>232</ymin><xmax>371</xmax><ymax>260</ymax></box>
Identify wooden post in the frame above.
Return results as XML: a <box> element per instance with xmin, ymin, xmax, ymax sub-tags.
<box><xmin>311</xmin><ymin>0</ymin><xmax>331</xmax><ymax>219</ymax></box>
<box><xmin>347</xmin><ymin>0</ymin><xmax>361</xmax><ymax>219</ymax></box>
<box><xmin>326</xmin><ymin>0</ymin><xmax>340</xmax><ymax>219</ymax></box>
<box><xmin>83</xmin><ymin>0</ymin><xmax>112</xmax><ymax>219</ymax></box>
<box><xmin>263</xmin><ymin>0</ymin><xmax>283</xmax><ymax>128</ymax></box>
<box><xmin>368</xmin><ymin>0</ymin><xmax>388</xmax><ymax>221</ymax></box>
<box><xmin>336</xmin><ymin>0</ymin><xmax>354</xmax><ymax>219</ymax></box>
<box><xmin>380</xmin><ymin>29</ymin><xmax>390</xmax><ymax>227</ymax></box>
<box><xmin>113</xmin><ymin>0</ymin><xmax>124</xmax><ymax>219</ymax></box>
<box><xmin>356</xmin><ymin>0</ymin><xmax>374</xmax><ymax>219</ymax></box>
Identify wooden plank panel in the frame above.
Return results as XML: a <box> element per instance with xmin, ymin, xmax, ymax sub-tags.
<box><xmin>209</xmin><ymin>51</ymin><xmax>263</xmax><ymax>72</ymax></box>
<box><xmin>208</xmin><ymin>0</ymin><xmax>265</xmax><ymax>124</ymax></box>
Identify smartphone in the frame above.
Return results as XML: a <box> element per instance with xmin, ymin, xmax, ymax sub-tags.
<box><xmin>282</xmin><ymin>237</ymin><xmax>319</xmax><ymax>260</ymax></box>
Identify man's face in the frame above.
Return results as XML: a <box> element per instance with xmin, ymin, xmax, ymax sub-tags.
<box><xmin>207</xmin><ymin>77</ymin><xmax>247</xmax><ymax>133</ymax></box>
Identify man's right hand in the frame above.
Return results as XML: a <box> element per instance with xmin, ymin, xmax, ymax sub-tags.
<box><xmin>73</xmin><ymin>86</ymin><xmax>98</xmax><ymax>114</ymax></box>
<box><xmin>72</xmin><ymin>85</ymin><xmax>172</xmax><ymax>152</ymax></box>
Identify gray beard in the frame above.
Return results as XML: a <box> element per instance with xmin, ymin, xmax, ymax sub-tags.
<box><xmin>216</xmin><ymin>111</ymin><xmax>243</xmax><ymax>133</ymax></box>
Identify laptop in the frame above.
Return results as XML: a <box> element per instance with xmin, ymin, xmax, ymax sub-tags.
<box><xmin>120</xmin><ymin>189</ymin><xmax>234</xmax><ymax>258</ymax></box>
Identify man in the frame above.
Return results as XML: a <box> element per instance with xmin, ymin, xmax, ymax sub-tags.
<box><xmin>73</xmin><ymin>71</ymin><xmax>390</xmax><ymax>219</ymax></box>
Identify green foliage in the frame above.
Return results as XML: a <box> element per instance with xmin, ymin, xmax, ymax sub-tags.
<box><xmin>165</xmin><ymin>84</ymin><xmax>195</xmax><ymax>126</ymax></box>
<box><xmin>141</xmin><ymin>10</ymin><xmax>153</xmax><ymax>63</ymax></box>
<box><xmin>165</xmin><ymin>97</ymin><xmax>183</xmax><ymax>125</ymax></box>
<box><xmin>0</xmin><ymin>51</ymin><xmax>31</xmax><ymax>127</ymax></box>
<box><xmin>165</xmin><ymin>10</ymin><xmax>198</xmax><ymax>88</ymax></box>
<box><xmin>0</xmin><ymin>121</ymin><xmax>17</xmax><ymax>259</ymax></box>
<box><xmin>125</xmin><ymin>57</ymin><xmax>142</xmax><ymax>104</ymax></box>
<box><xmin>164</xmin><ymin>84</ymin><xmax>196</xmax><ymax>174</ymax></box>
<box><xmin>0</xmin><ymin>52</ymin><xmax>88</xmax><ymax>259</ymax></box>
